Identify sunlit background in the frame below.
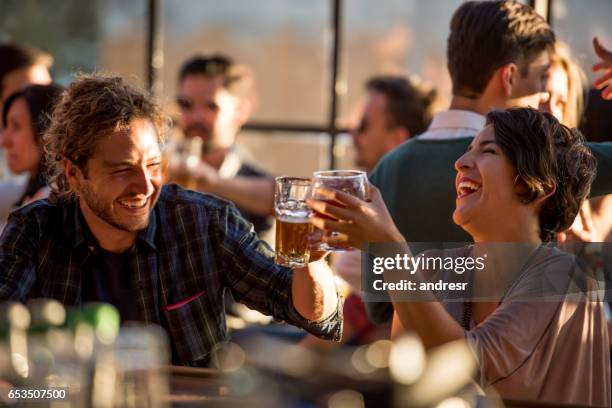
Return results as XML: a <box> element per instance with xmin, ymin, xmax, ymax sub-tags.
<box><xmin>1</xmin><ymin>0</ymin><xmax>610</xmax><ymax>176</ymax></box>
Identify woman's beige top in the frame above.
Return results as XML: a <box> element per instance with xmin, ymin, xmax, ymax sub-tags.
<box><xmin>437</xmin><ymin>246</ymin><xmax>611</xmax><ymax>407</ymax></box>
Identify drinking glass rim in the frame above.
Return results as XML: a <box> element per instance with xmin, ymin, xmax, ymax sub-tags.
<box><xmin>312</xmin><ymin>170</ymin><xmax>366</xmax><ymax>179</ymax></box>
<box><xmin>275</xmin><ymin>176</ymin><xmax>312</xmax><ymax>185</ymax></box>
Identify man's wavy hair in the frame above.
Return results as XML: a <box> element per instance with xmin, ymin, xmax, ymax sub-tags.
<box><xmin>486</xmin><ymin>107</ymin><xmax>596</xmax><ymax>242</ymax></box>
<box><xmin>43</xmin><ymin>74</ymin><xmax>169</xmax><ymax>202</ymax></box>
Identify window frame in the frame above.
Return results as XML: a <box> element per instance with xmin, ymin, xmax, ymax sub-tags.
<box><xmin>145</xmin><ymin>0</ymin><xmax>553</xmax><ymax>169</ymax></box>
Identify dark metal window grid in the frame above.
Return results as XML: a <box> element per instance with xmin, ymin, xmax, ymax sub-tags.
<box><xmin>146</xmin><ymin>0</ymin><xmax>553</xmax><ymax>169</ymax></box>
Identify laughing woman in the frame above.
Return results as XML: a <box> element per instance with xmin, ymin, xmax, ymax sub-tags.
<box><xmin>309</xmin><ymin>107</ymin><xmax>609</xmax><ymax>406</ymax></box>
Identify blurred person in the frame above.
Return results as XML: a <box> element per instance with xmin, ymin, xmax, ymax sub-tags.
<box><xmin>0</xmin><ymin>44</ymin><xmax>53</xmax><ymax>112</ymax></box>
<box><xmin>540</xmin><ymin>42</ymin><xmax>612</xmax><ymax>244</ymax></box>
<box><xmin>310</xmin><ymin>108</ymin><xmax>609</xmax><ymax>406</ymax></box>
<box><xmin>539</xmin><ymin>40</ymin><xmax>585</xmax><ymax>129</ymax></box>
<box><xmin>364</xmin><ymin>0</ymin><xmax>612</xmax><ymax>325</ymax></box>
<box><xmin>303</xmin><ymin>75</ymin><xmax>440</xmax><ymax>350</ymax></box>
<box><xmin>594</xmin><ymin>37</ymin><xmax>612</xmax><ymax>101</ymax></box>
<box><xmin>0</xmin><ymin>74</ymin><xmax>342</xmax><ymax>367</ymax></box>
<box><xmin>581</xmin><ymin>87</ymin><xmax>612</xmax><ymax>142</ymax></box>
<box><xmin>170</xmin><ymin>54</ymin><xmax>274</xmax><ymax>235</ymax></box>
<box><xmin>0</xmin><ymin>44</ymin><xmax>54</xmax><ymax>228</ymax></box>
<box><xmin>1</xmin><ymin>84</ymin><xmax>64</xmax><ymax>208</ymax></box>
<box><xmin>573</xmin><ymin>89</ymin><xmax>612</xmax><ymax>244</ymax></box>
<box><xmin>352</xmin><ymin>76</ymin><xmax>440</xmax><ymax>172</ymax></box>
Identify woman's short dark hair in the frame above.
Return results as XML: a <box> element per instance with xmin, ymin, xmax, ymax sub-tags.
<box><xmin>486</xmin><ymin>107</ymin><xmax>596</xmax><ymax>241</ymax></box>
<box><xmin>2</xmin><ymin>83</ymin><xmax>64</xmax><ymax>144</ymax></box>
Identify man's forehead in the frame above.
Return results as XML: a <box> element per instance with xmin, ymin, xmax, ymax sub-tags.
<box><xmin>365</xmin><ymin>91</ymin><xmax>388</xmax><ymax>113</ymax></box>
<box><xmin>180</xmin><ymin>74</ymin><xmax>226</xmax><ymax>95</ymax></box>
<box><xmin>95</xmin><ymin>119</ymin><xmax>161</xmax><ymax>163</ymax></box>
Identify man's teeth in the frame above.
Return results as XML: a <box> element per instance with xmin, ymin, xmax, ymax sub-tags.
<box><xmin>458</xmin><ymin>181</ymin><xmax>481</xmax><ymax>195</ymax></box>
<box><xmin>119</xmin><ymin>199</ymin><xmax>147</xmax><ymax>208</ymax></box>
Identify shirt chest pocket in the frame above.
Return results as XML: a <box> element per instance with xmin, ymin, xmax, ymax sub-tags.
<box><xmin>163</xmin><ymin>290</ymin><xmax>227</xmax><ymax>366</ymax></box>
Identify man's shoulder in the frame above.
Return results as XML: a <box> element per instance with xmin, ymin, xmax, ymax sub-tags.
<box><xmin>382</xmin><ymin>137</ymin><xmax>472</xmax><ymax>162</ymax></box>
<box><xmin>371</xmin><ymin>137</ymin><xmax>473</xmax><ymax>183</ymax></box>
<box><xmin>158</xmin><ymin>184</ymin><xmax>236</xmax><ymax>214</ymax></box>
<box><xmin>2</xmin><ymin>199</ymin><xmax>72</xmax><ymax>245</ymax></box>
<box><xmin>9</xmin><ymin>198</ymin><xmax>69</xmax><ymax>222</ymax></box>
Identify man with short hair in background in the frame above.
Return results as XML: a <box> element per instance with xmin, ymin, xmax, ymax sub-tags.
<box><xmin>170</xmin><ymin>54</ymin><xmax>274</xmax><ymax>235</ymax></box>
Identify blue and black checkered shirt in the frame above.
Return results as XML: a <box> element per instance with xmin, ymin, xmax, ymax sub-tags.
<box><xmin>0</xmin><ymin>184</ymin><xmax>342</xmax><ymax>365</ymax></box>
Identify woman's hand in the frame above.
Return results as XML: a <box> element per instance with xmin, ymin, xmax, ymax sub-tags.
<box><xmin>308</xmin><ymin>184</ymin><xmax>405</xmax><ymax>250</ymax></box>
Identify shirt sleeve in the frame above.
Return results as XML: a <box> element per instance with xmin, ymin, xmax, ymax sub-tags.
<box><xmin>0</xmin><ymin>212</ymin><xmax>38</xmax><ymax>301</ymax></box>
<box><xmin>215</xmin><ymin>203</ymin><xmax>343</xmax><ymax>341</ymax></box>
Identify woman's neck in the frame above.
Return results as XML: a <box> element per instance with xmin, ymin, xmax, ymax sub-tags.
<box><xmin>471</xmin><ymin>217</ymin><xmax>542</xmax><ymax>244</ymax></box>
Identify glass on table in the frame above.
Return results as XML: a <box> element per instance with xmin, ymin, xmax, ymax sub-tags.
<box><xmin>311</xmin><ymin>170</ymin><xmax>368</xmax><ymax>251</ymax></box>
<box><xmin>274</xmin><ymin>176</ymin><xmax>314</xmax><ymax>267</ymax></box>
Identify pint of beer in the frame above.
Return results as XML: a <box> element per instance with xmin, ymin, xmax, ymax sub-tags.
<box><xmin>274</xmin><ymin>177</ymin><xmax>313</xmax><ymax>267</ymax></box>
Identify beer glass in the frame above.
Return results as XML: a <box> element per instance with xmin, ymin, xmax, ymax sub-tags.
<box><xmin>165</xmin><ymin>136</ymin><xmax>203</xmax><ymax>190</ymax></box>
<box><xmin>274</xmin><ymin>177</ymin><xmax>313</xmax><ymax>267</ymax></box>
<box><xmin>311</xmin><ymin>170</ymin><xmax>368</xmax><ymax>251</ymax></box>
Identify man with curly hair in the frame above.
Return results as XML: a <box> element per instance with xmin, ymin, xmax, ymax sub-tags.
<box><xmin>0</xmin><ymin>74</ymin><xmax>342</xmax><ymax>366</ymax></box>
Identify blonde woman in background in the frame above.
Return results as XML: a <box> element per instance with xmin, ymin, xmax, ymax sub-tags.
<box><xmin>542</xmin><ymin>41</ymin><xmax>612</xmax><ymax>244</ymax></box>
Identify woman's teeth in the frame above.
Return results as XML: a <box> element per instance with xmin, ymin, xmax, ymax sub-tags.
<box><xmin>458</xmin><ymin>181</ymin><xmax>481</xmax><ymax>196</ymax></box>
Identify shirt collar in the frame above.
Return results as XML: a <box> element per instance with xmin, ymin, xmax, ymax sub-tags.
<box><xmin>70</xmin><ymin>200</ymin><xmax>158</xmax><ymax>252</ymax></box>
<box><xmin>138</xmin><ymin>209</ymin><xmax>158</xmax><ymax>251</ymax></box>
<box><xmin>428</xmin><ymin>110</ymin><xmax>486</xmax><ymax>133</ymax></box>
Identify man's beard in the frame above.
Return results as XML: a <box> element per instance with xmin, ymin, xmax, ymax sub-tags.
<box><xmin>184</xmin><ymin>123</ymin><xmax>212</xmax><ymax>140</ymax></box>
<box><xmin>80</xmin><ymin>182</ymin><xmax>151</xmax><ymax>233</ymax></box>
<box><xmin>183</xmin><ymin>123</ymin><xmax>217</xmax><ymax>153</ymax></box>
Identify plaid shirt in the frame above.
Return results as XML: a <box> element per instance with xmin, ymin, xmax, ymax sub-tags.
<box><xmin>0</xmin><ymin>184</ymin><xmax>342</xmax><ymax>365</ymax></box>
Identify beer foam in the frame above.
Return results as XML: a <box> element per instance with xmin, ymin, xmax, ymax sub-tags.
<box><xmin>276</xmin><ymin>215</ymin><xmax>311</xmax><ymax>223</ymax></box>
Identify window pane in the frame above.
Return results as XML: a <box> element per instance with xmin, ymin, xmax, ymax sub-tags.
<box><xmin>236</xmin><ymin>131</ymin><xmax>330</xmax><ymax>177</ymax></box>
<box><xmin>162</xmin><ymin>0</ymin><xmax>329</xmax><ymax>125</ymax></box>
<box><xmin>553</xmin><ymin>0</ymin><xmax>612</xmax><ymax>83</ymax></box>
<box><xmin>340</xmin><ymin>0</ymin><xmax>463</xmax><ymax>127</ymax></box>
<box><xmin>0</xmin><ymin>0</ymin><xmax>147</xmax><ymax>87</ymax></box>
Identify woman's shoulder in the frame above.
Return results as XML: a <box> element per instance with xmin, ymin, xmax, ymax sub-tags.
<box><xmin>504</xmin><ymin>245</ymin><xmax>585</xmax><ymax>302</ymax></box>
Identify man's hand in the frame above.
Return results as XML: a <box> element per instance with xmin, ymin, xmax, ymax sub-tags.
<box><xmin>193</xmin><ymin>160</ymin><xmax>221</xmax><ymax>190</ymax></box>
<box><xmin>593</xmin><ymin>37</ymin><xmax>612</xmax><ymax>100</ymax></box>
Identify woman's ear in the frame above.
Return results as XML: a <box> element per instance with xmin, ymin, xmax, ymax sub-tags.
<box><xmin>535</xmin><ymin>183</ymin><xmax>557</xmax><ymax>205</ymax></box>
